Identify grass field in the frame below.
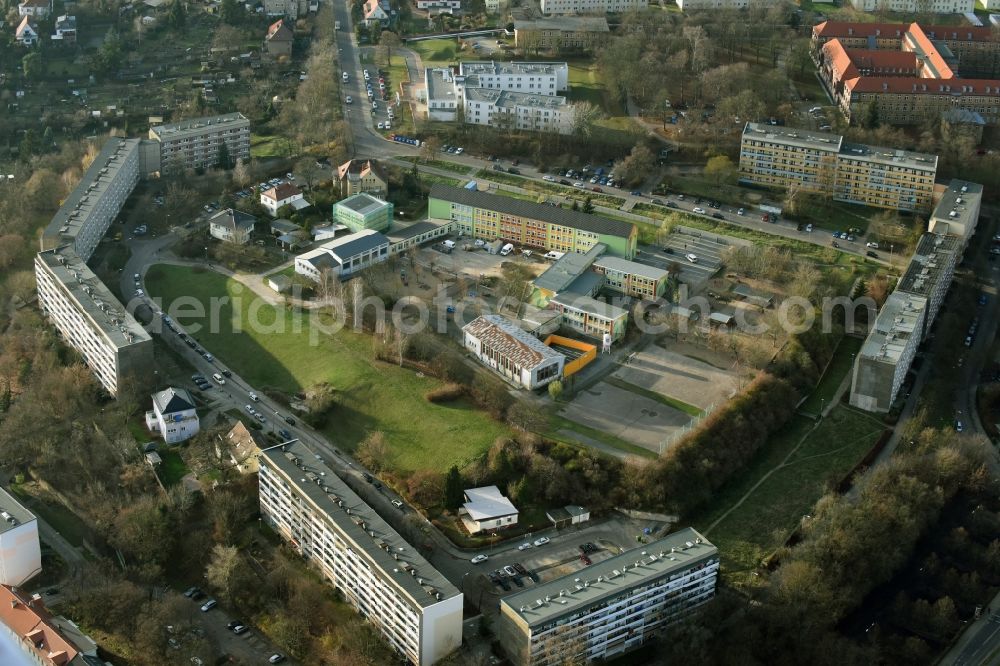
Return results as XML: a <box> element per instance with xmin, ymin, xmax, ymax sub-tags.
<box><xmin>158</xmin><ymin>450</ymin><xmax>188</xmax><ymax>486</ymax></box>
<box><xmin>408</xmin><ymin>38</ymin><xmax>463</xmax><ymax>65</ymax></box>
<box><xmin>251</xmin><ymin>134</ymin><xmax>292</xmax><ymax>159</ymax></box>
<box><xmin>799</xmin><ymin>335</ymin><xmax>864</xmax><ymax>415</ymax></box>
<box><xmin>690</xmin><ymin>405</ymin><xmax>885</xmax><ymax>581</ymax></box>
<box><xmin>398</xmin><ymin>156</ymin><xmax>473</xmax><ymax>175</ymax></box>
<box><xmin>145</xmin><ymin>265</ymin><xmax>510</xmax><ymax>473</ymax></box>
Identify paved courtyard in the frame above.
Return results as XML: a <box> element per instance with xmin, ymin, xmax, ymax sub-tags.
<box><xmin>614</xmin><ymin>343</ymin><xmax>738</xmax><ymax>411</ymax></box>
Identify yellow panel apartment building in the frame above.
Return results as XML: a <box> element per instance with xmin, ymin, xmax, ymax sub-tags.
<box><xmin>739</xmin><ymin>122</ymin><xmax>937</xmax><ymax>212</ymax></box>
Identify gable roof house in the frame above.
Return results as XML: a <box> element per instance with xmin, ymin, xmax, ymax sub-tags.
<box><xmin>459</xmin><ymin>485</ymin><xmax>519</xmax><ymax>534</ymax></box>
<box><xmin>15</xmin><ymin>16</ymin><xmax>39</xmax><ymax>46</ymax></box>
<box><xmin>145</xmin><ymin>387</ymin><xmax>200</xmax><ymax>445</ymax></box>
<box><xmin>260</xmin><ymin>182</ymin><xmax>307</xmax><ymax>217</ymax></box>
<box><xmin>209</xmin><ymin>208</ymin><xmax>257</xmax><ymax>244</ymax></box>
<box><xmin>336</xmin><ymin>159</ymin><xmax>388</xmax><ymax>197</ymax></box>
<box><xmin>219</xmin><ymin>421</ymin><xmax>268</xmax><ymax>474</ymax></box>
<box><xmin>17</xmin><ymin>0</ymin><xmax>51</xmax><ymax>18</ymax></box>
<box><xmin>264</xmin><ymin>18</ymin><xmax>294</xmax><ymax>57</ymax></box>
<box><xmin>363</xmin><ymin>0</ymin><xmax>390</xmax><ymax>25</ymax></box>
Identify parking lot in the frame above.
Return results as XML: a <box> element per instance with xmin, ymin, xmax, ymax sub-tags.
<box><xmin>638</xmin><ymin>229</ymin><xmax>726</xmax><ymax>287</ymax></box>
<box><xmin>476</xmin><ymin>538</ymin><xmax>625</xmax><ymax>595</ymax></box>
<box><xmin>614</xmin><ymin>342</ymin><xmax>738</xmax><ymax>411</ymax></box>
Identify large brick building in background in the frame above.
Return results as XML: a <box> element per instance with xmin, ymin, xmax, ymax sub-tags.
<box><xmin>813</xmin><ymin>21</ymin><xmax>1000</xmax><ymax>127</ymax></box>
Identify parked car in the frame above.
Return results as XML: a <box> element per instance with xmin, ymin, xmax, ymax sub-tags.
<box><xmin>268</xmin><ymin>655</ymin><xmax>286</xmax><ymax>664</ymax></box>
<box><xmin>685</xmin><ymin>253</ymin><xmax>698</xmax><ymax>263</ymax></box>
<box><xmin>692</xmin><ymin>207</ymin><xmax>706</xmax><ymax>214</ymax></box>
<box><xmin>533</xmin><ymin>537</ymin><xmax>550</xmax><ymax>546</ymax></box>
<box><xmin>866</xmin><ymin>250</ymin><xmax>879</xmax><ymax>258</ymax></box>
<box><xmin>391</xmin><ymin>499</ymin><xmax>404</xmax><ymax>509</ymax></box>
<box><xmin>518</xmin><ymin>542</ymin><xmax>532</xmax><ymax>551</ymax></box>
<box><xmin>471</xmin><ymin>554</ymin><xmax>489</xmax><ymax>564</ymax></box>
<box><xmin>200</xmin><ymin>599</ymin><xmax>217</xmax><ymax>612</ymax></box>
<box><xmin>183</xmin><ymin>586</ymin><xmax>201</xmax><ymax>598</ymax></box>
<box><xmin>232</xmin><ymin>625</ymin><xmax>248</xmax><ymax>635</ymax></box>
<box><xmin>248</xmin><ymin>392</ymin><xmax>259</xmax><ymax>401</ymax></box>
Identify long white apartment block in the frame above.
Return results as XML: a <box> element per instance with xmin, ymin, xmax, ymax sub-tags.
<box><xmin>458</xmin><ymin>61</ymin><xmax>569</xmax><ymax>95</ymax></box>
<box><xmin>41</xmin><ymin>138</ymin><xmax>141</xmax><ymax>261</ymax></box>
<box><xmin>258</xmin><ymin>440</ymin><xmax>463</xmax><ymax>665</ymax></box>
<box><xmin>35</xmin><ymin>248</ymin><xmax>153</xmax><ymax>396</ymax></box>
<box><xmin>148</xmin><ymin>112</ymin><xmax>251</xmax><ymax>174</ymax></box>
<box><xmin>539</xmin><ymin>0</ymin><xmax>647</xmax><ymax>13</ymax></box>
<box><xmin>849</xmin><ymin>0</ymin><xmax>973</xmax><ymax>13</ymax></box>
<box><xmin>496</xmin><ymin>528</ymin><xmax>718</xmax><ymax>666</ymax></box>
<box><xmin>35</xmin><ymin>137</ymin><xmax>154</xmax><ymax>397</ymax></box>
<box><xmin>0</xmin><ymin>488</ymin><xmax>41</xmax><ymax>587</ymax></box>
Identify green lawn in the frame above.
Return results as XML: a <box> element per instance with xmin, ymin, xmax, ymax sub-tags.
<box><xmin>799</xmin><ymin>335</ymin><xmax>864</xmax><ymax>415</ymax></box>
<box><xmin>474</xmin><ymin>169</ymin><xmax>626</xmax><ymax>208</ymax></box>
<box><xmin>251</xmin><ymin>134</ymin><xmax>292</xmax><ymax>159</ymax></box>
<box><xmin>158</xmin><ymin>449</ymin><xmax>188</xmax><ymax>486</ymax></box>
<box><xmin>418</xmin><ymin>173</ymin><xmax>463</xmax><ymax>188</ymax></box>
<box><xmin>10</xmin><ymin>486</ymin><xmax>93</xmax><ymax>548</ymax></box>
<box><xmin>145</xmin><ymin>265</ymin><xmax>511</xmax><ymax>473</ymax></box>
<box><xmin>408</xmin><ymin>38</ymin><xmax>463</xmax><ymax>65</ymax></box>
<box><xmin>398</xmin><ymin>156</ymin><xmax>473</xmax><ymax>175</ymax></box>
<box><xmin>690</xmin><ymin>405</ymin><xmax>885</xmax><ymax>582</ymax></box>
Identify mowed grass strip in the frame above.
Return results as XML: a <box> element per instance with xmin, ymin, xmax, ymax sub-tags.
<box><xmin>145</xmin><ymin>265</ymin><xmax>510</xmax><ymax>472</ymax></box>
<box><xmin>799</xmin><ymin>335</ymin><xmax>864</xmax><ymax>414</ymax></box>
<box><xmin>692</xmin><ymin>405</ymin><xmax>885</xmax><ymax>578</ymax></box>
<box><xmin>603</xmin><ymin>376</ymin><xmax>702</xmax><ymax>417</ymax></box>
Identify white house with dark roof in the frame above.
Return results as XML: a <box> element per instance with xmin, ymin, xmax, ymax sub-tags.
<box><xmin>15</xmin><ymin>16</ymin><xmax>38</xmax><ymax>46</ymax></box>
<box><xmin>209</xmin><ymin>208</ymin><xmax>257</xmax><ymax>244</ymax></box>
<box><xmin>145</xmin><ymin>387</ymin><xmax>199</xmax><ymax>444</ymax></box>
<box><xmin>463</xmin><ymin>314</ymin><xmax>565</xmax><ymax>390</ymax></box>
<box><xmin>294</xmin><ymin>229</ymin><xmax>390</xmax><ymax>281</ymax></box>
<box><xmin>51</xmin><ymin>14</ymin><xmax>76</xmax><ymax>44</ymax></box>
<box><xmin>260</xmin><ymin>182</ymin><xmax>307</xmax><ymax>217</ymax></box>
<box><xmin>460</xmin><ymin>485</ymin><xmax>518</xmax><ymax>534</ymax></box>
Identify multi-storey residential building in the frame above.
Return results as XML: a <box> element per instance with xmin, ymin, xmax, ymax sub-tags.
<box><xmin>463</xmin><ymin>88</ymin><xmax>575</xmax><ymax>134</ymax></box>
<box><xmin>0</xmin><ymin>488</ymin><xmax>41</xmax><ymax>587</ymax></box>
<box><xmin>336</xmin><ymin>159</ymin><xmax>388</xmax><ymax>197</ymax></box>
<box><xmin>416</xmin><ymin>0</ymin><xmax>461</xmax><ymax>9</ymax></box>
<box><xmin>35</xmin><ymin>137</ymin><xmax>154</xmax><ymax>397</ymax></box>
<box><xmin>513</xmin><ymin>17</ymin><xmax>610</xmax><ymax>51</ymax></box>
<box><xmin>294</xmin><ymin>230</ymin><xmax>391</xmax><ymax>281</ymax></box>
<box><xmin>496</xmin><ymin>528</ymin><xmax>718</xmax><ymax>666</ymax></box>
<box><xmin>928</xmin><ymin>180</ymin><xmax>982</xmax><ymax>250</ymax></box>
<box><xmin>41</xmin><ymin>138</ymin><xmax>142</xmax><ymax>259</ymax></box>
<box><xmin>848</xmin><ymin>0</ymin><xmax>971</xmax><ymax>14</ymax></box>
<box><xmin>850</xmin><ymin>183</ymin><xmax>977</xmax><ymax>412</ymax></box>
<box><xmin>145</xmin><ymin>387</ymin><xmax>200</xmax><ymax>444</ymax></box>
<box><xmin>550</xmin><ymin>293</ymin><xmax>628</xmax><ymax>342</ymax></box>
<box><xmin>428</xmin><ymin>184</ymin><xmax>637</xmax><ymax>258</ymax></box>
<box><xmin>739</xmin><ymin>123</ymin><xmax>937</xmax><ymax>212</ymax></box>
<box><xmin>148</xmin><ymin>113</ymin><xmax>251</xmax><ymax>174</ymax></box>
<box><xmin>463</xmin><ymin>315</ymin><xmax>565</xmax><ymax>390</ymax></box>
<box><xmin>35</xmin><ymin>248</ymin><xmax>154</xmax><ymax>396</ymax></box>
<box><xmin>678</xmin><ymin>0</ymin><xmax>779</xmax><ymax>9</ymax></box>
<box><xmin>333</xmin><ymin>193</ymin><xmax>393</xmax><ymax>233</ymax></box>
<box><xmin>813</xmin><ymin>21</ymin><xmax>1000</xmax><ymax>126</ymax></box>
<box><xmin>592</xmin><ymin>256</ymin><xmax>669</xmax><ymax>299</ymax></box>
<box><xmin>538</xmin><ymin>0</ymin><xmax>646</xmax><ymax>14</ymax></box>
<box><xmin>258</xmin><ymin>440</ymin><xmax>463</xmax><ymax>665</ymax></box>
<box><xmin>459</xmin><ymin>61</ymin><xmax>569</xmax><ymax>95</ymax></box>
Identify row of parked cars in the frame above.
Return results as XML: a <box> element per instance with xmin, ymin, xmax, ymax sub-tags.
<box><xmin>489</xmin><ymin>563</ymin><xmax>539</xmax><ymax>590</ymax></box>
<box><xmin>183</xmin><ymin>587</ymin><xmax>285</xmax><ymax>663</ymax></box>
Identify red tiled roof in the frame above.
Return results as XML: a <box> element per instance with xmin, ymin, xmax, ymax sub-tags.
<box><xmin>263</xmin><ymin>182</ymin><xmax>301</xmax><ymax>201</ymax></box>
<box><xmin>0</xmin><ymin>586</ymin><xmax>78</xmax><ymax>666</ymax></box>
<box><xmin>903</xmin><ymin>24</ymin><xmax>954</xmax><ymax>79</ymax></box>
<box><xmin>846</xmin><ymin>49</ymin><xmax>918</xmax><ymax>71</ymax></box>
<box><xmin>266</xmin><ymin>19</ymin><xmax>293</xmax><ymax>41</ymax></box>
<box><xmin>813</xmin><ymin>20</ymin><xmax>910</xmax><ymax>40</ymax></box>
<box><xmin>845</xmin><ymin>76</ymin><xmax>1000</xmax><ymax>95</ymax></box>
<box><xmin>823</xmin><ymin>40</ymin><xmax>858</xmax><ymax>83</ymax></box>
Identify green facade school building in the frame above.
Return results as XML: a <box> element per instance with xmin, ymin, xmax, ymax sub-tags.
<box><xmin>428</xmin><ymin>184</ymin><xmax>637</xmax><ymax>259</ymax></box>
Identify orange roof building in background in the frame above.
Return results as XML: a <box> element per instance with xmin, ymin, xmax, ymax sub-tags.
<box><xmin>814</xmin><ymin>21</ymin><xmax>1000</xmax><ymax>127</ymax></box>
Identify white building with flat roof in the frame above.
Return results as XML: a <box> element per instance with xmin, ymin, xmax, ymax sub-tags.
<box><xmin>463</xmin><ymin>88</ymin><xmax>575</xmax><ymax>134</ymax></box>
<box><xmin>459</xmin><ymin>61</ymin><xmax>569</xmax><ymax>95</ymax></box>
<box><xmin>928</xmin><ymin>180</ymin><xmax>982</xmax><ymax>250</ymax></box>
<box><xmin>259</xmin><ymin>440</ymin><xmax>463</xmax><ymax>665</ymax></box>
<box><xmin>496</xmin><ymin>528</ymin><xmax>718</xmax><ymax>666</ymax></box>
<box><xmin>460</xmin><ymin>486</ymin><xmax>518</xmax><ymax>534</ymax></box>
<box><xmin>463</xmin><ymin>315</ymin><xmax>565</xmax><ymax>390</ymax></box>
<box><xmin>0</xmin><ymin>488</ymin><xmax>41</xmax><ymax>587</ymax></box>
<box><xmin>294</xmin><ymin>230</ymin><xmax>390</xmax><ymax>281</ymax></box>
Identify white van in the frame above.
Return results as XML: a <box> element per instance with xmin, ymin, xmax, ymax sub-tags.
<box><xmin>442</xmin><ymin>240</ymin><xmax>456</xmax><ymax>249</ymax></box>
<box><xmin>342</xmin><ymin>72</ymin><xmax>349</xmax><ymax>82</ymax></box>
<box><xmin>212</xmin><ymin>373</ymin><xmax>226</xmax><ymax>385</ymax></box>
<box><xmin>335</xmin><ymin>20</ymin><xmax>341</xmax><ymax>29</ymax></box>
<box><xmin>685</xmin><ymin>253</ymin><xmax>698</xmax><ymax>263</ymax></box>
<box><xmin>500</xmin><ymin>243</ymin><xmax>514</xmax><ymax>256</ymax></box>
